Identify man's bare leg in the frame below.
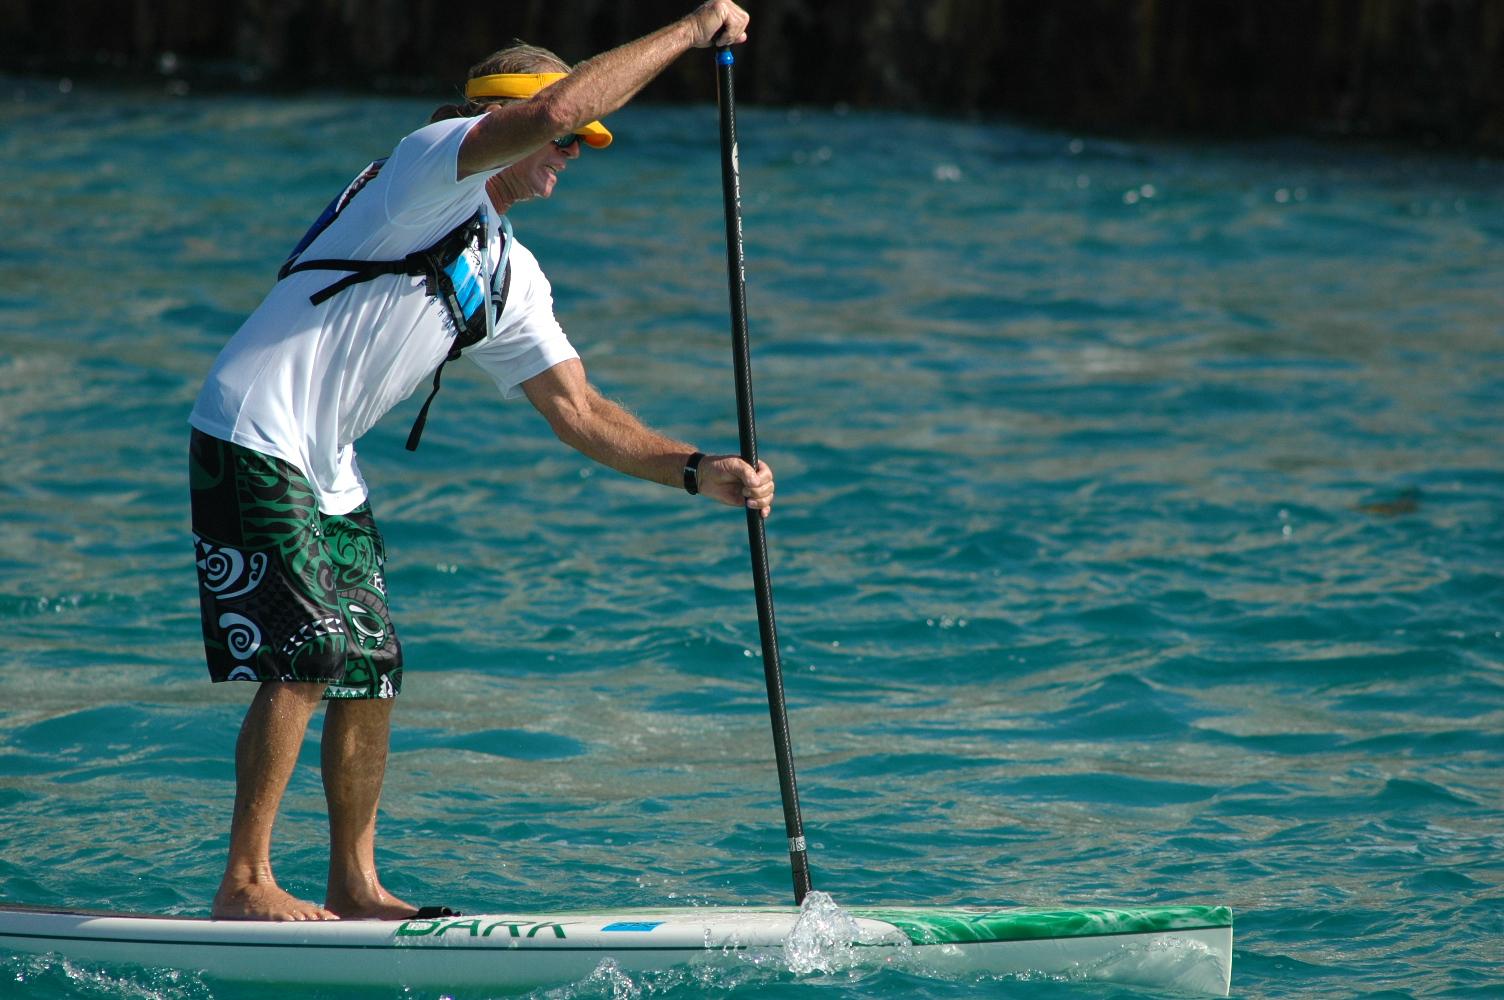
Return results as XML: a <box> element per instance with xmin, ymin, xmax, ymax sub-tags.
<box><xmin>321</xmin><ymin>696</ymin><xmax>417</xmax><ymax>919</ymax></box>
<box><xmin>212</xmin><ymin>681</ymin><xmax>339</xmax><ymax>921</ymax></box>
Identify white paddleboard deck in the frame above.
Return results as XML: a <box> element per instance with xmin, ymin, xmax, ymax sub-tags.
<box><xmin>0</xmin><ymin>900</ymin><xmax>1233</xmax><ymax>995</ymax></box>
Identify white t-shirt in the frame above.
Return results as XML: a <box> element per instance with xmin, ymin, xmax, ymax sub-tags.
<box><xmin>190</xmin><ymin>115</ymin><xmax>579</xmax><ymax>514</ymax></box>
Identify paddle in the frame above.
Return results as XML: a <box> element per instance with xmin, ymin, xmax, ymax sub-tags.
<box><xmin>714</xmin><ymin>45</ymin><xmax>812</xmax><ymax>905</ymax></box>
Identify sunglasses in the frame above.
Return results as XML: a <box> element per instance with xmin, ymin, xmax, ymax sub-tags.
<box><xmin>551</xmin><ymin>133</ymin><xmax>581</xmax><ymax>150</ymax></box>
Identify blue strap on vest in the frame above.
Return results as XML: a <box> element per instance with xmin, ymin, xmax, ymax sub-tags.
<box><xmin>404</xmin><ymin>215</ymin><xmax>514</xmax><ymax>451</ymax></box>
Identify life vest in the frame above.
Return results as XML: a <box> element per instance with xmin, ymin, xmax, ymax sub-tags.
<box><xmin>278</xmin><ymin>157</ymin><xmax>513</xmax><ymax>450</ymax></box>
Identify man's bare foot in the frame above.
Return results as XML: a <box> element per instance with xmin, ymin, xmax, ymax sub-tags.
<box><xmin>324</xmin><ymin>883</ymin><xmax>419</xmax><ymax>921</ymax></box>
<box><xmin>213</xmin><ymin>881</ymin><xmax>340</xmax><ymax>921</ymax></box>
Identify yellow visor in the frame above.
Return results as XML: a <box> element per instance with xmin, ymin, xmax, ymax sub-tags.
<box><xmin>464</xmin><ymin>72</ymin><xmax>613</xmax><ymax>148</ymax></box>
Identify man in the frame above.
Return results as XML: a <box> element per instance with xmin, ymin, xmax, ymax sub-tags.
<box><xmin>189</xmin><ymin>2</ymin><xmax>763</xmax><ymax>922</ymax></box>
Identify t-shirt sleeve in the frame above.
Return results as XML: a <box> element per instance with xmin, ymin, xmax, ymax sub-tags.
<box><xmin>380</xmin><ymin>117</ymin><xmax>494</xmax><ymax>228</ymax></box>
<box><xmin>465</xmin><ymin>241</ymin><xmax>580</xmax><ymax>399</ymax></box>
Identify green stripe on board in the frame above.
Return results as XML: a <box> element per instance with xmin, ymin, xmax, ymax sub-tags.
<box><xmin>848</xmin><ymin>906</ymin><xmax>1233</xmax><ymax>946</ymax></box>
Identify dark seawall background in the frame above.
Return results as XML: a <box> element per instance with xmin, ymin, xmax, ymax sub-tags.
<box><xmin>3</xmin><ymin>0</ymin><xmax>1502</xmax><ymax>150</ymax></box>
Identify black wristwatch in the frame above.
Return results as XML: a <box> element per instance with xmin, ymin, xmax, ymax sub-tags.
<box><xmin>683</xmin><ymin>452</ymin><xmax>705</xmax><ymax>495</ymax></box>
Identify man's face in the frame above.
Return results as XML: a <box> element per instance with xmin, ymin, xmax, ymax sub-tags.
<box><xmin>513</xmin><ymin>134</ymin><xmax>582</xmax><ymax>201</ymax></box>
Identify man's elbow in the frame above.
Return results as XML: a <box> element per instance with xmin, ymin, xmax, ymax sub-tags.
<box><xmin>459</xmin><ymin>102</ymin><xmax>574</xmax><ymax>176</ymax></box>
<box><xmin>526</xmin><ymin>92</ymin><xmax>582</xmax><ymax>141</ymax></box>
<box><xmin>541</xmin><ymin>396</ymin><xmax>594</xmax><ymax>451</ymax></box>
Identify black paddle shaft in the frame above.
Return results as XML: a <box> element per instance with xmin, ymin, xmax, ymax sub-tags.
<box><xmin>715</xmin><ymin>46</ymin><xmax>813</xmax><ymax>905</ymax></box>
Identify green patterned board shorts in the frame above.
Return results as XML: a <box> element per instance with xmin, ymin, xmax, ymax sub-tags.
<box><xmin>189</xmin><ymin>430</ymin><xmax>402</xmax><ymax>699</ymax></box>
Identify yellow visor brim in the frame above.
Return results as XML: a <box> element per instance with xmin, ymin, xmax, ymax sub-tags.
<box><xmin>572</xmin><ymin>120</ymin><xmax>612</xmax><ymax>149</ymax></box>
<box><xmin>464</xmin><ymin>72</ymin><xmax>613</xmax><ymax>149</ymax></box>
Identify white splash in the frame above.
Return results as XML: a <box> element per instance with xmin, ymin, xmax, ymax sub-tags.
<box><xmin>1074</xmin><ymin>934</ymin><xmax>1231</xmax><ymax>995</ymax></box>
<box><xmin>781</xmin><ymin>890</ymin><xmax>865</xmax><ymax>974</ymax></box>
<box><xmin>538</xmin><ymin>957</ymin><xmax>641</xmax><ymax>1000</ymax></box>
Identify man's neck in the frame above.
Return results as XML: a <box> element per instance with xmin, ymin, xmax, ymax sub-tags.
<box><xmin>485</xmin><ymin>174</ymin><xmax>519</xmax><ymax>216</ymax></box>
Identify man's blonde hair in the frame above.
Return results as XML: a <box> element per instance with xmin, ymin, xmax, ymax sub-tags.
<box><xmin>430</xmin><ymin>42</ymin><xmax>571</xmax><ymax>123</ymax></box>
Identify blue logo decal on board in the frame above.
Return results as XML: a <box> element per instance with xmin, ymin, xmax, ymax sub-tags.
<box><xmin>602</xmin><ymin>921</ymin><xmax>664</xmax><ymax>932</ymax></box>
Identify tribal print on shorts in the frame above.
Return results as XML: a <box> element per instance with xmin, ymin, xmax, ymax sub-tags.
<box><xmin>189</xmin><ymin>430</ymin><xmax>402</xmax><ymax>699</ymax></box>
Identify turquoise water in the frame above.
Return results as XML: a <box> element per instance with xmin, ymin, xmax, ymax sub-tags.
<box><xmin>1</xmin><ymin>78</ymin><xmax>1502</xmax><ymax>998</ymax></box>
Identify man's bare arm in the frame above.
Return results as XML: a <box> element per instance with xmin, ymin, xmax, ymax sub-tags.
<box><xmin>521</xmin><ymin>359</ymin><xmax>774</xmax><ymax>517</ymax></box>
<box><xmin>457</xmin><ymin>2</ymin><xmax>751</xmax><ymax>179</ymax></box>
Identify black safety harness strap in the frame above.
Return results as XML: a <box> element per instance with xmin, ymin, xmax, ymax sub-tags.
<box><xmin>277</xmin><ymin>159</ymin><xmax>514</xmax><ymax>450</ymax></box>
<box><xmin>405</xmin><ymin>259</ymin><xmax>511</xmax><ymax>451</ymax></box>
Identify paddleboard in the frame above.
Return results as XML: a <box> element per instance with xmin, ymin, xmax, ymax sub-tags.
<box><xmin>0</xmin><ymin>900</ymin><xmax>1232</xmax><ymax>995</ymax></box>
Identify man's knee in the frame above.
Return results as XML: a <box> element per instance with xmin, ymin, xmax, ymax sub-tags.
<box><xmin>255</xmin><ymin>680</ymin><xmax>331</xmax><ymax>711</ymax></box>
<box><xmin>324</xmin><ymin>696</ymin><xmax>395</xmax><ymax>724</ymax></box>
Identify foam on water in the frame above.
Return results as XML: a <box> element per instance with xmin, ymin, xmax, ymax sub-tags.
<box><xmin>530</xmin><ymin>955</ymin><xmax>771</xmax><ymax>1000</ymax></box>
<box><xmin>538</xmin><ymin>958</ymin><xmax>640</xmax><ymax>1000</ymax></box>
<box><xmin>780</xmin><ymin>891</ymin><xmax>869</xmax><ymax>974</ymax></box>
<box><xmin>5</xmin><ymin>955</ymin><xmax>215</xmax><ymax>1000</ymax></box>
<box><xmin>1067</xmin><ymin>935</ymin><xmax>1232</xmax><ymax>995</ymax></box>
